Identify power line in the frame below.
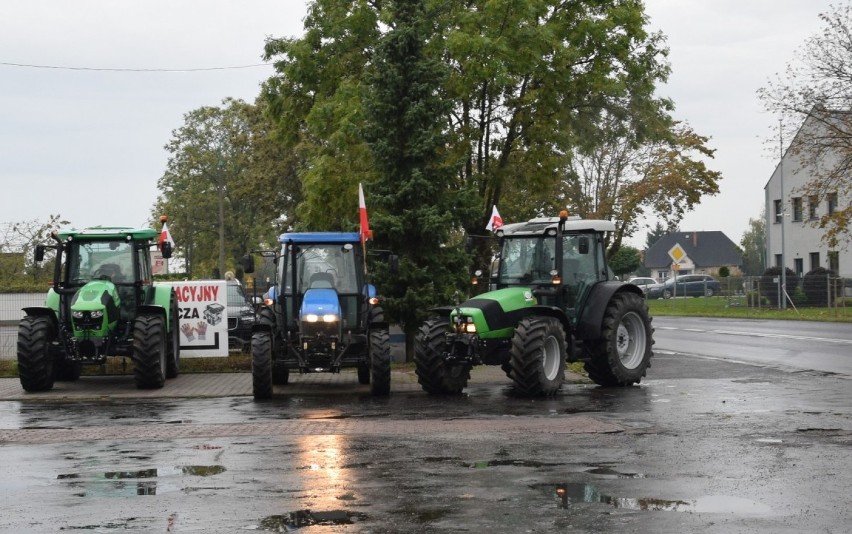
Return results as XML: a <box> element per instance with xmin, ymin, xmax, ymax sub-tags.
<box><xmin>0</xmin><ymin>61</ymin><xmax>273</xmax><ymax>72</ymax></box>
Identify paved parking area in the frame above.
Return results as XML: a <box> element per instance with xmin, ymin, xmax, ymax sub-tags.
<box><xmin>0</xmin><ymin>366</ymin><xmax>539</xmax><ymax>401</ymax></box>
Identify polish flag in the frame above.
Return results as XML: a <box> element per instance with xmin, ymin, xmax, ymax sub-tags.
<box><xmin>158</xmin><ymin>222</ymin><xmax>175</xmax><ymax>250</ymax></box>
<box><xmin>485</xmin><ymin>205</ymin><xmax>503</xmax><ymax>232</ymax></box>
<box><xmin>359</xmin><ymin>183</ymin><xmax>372</xmax><ymax>243</ymax></box>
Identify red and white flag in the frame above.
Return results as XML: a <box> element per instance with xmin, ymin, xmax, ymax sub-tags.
<box><xmin>485</xmin><ymin>205</ymin><xmax>503</xmax><ymax>232</ymax></box>
<box><xmin>158</xmin><ymin>222</ymin><xmax>175</xmax><ymax>250</ymax></box>
<box><xmin>359</xmin><ymin>183</ymin><xmax>372</xmax><ymax>243</ymax></box>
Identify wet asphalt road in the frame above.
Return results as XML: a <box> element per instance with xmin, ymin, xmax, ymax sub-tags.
<box><xmin>0</xmin><ymin>343</ymin><xmax>851</xmax><ymax>531</ymax></box>
<box><xmin>0</xmin><ymin>354</ymin><xmax>852</xmax><ymax>533</ymax></box>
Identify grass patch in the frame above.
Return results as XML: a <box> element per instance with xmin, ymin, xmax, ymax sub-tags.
<box><xmin>647</xmin><ymin>296</ymin><xmax>852</xmax><ymax>322</ymax></box>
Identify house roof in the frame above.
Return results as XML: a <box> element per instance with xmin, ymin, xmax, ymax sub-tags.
<box><xmin>644</xmin><ymin>231</ymin><xmax>742</xmax><ymax>269</ymax></box>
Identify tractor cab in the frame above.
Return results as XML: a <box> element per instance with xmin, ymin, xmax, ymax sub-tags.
<box><xmin>492</xmin><ymin>215</ymin><xmax>614</xmax><ymax>324</ymax></box>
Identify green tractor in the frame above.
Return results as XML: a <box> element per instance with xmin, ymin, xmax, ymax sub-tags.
<box><xmin>414</xmin><ymin>212</ymin><xmax>654</xmax><ymax>396</ymax></box>
<box><xmin>18</xmin><ymin>226</ymin><xmax>180</xmax><ymax>391</ymax></box>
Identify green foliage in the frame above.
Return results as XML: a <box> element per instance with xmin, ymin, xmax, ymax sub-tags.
<box><xmin>609</xmin><ymin>246</ymin><xmax>641</xmax><ymax>276</ymax></box>
<box><xmin>362</xmin><ymin>0</ymin><xmax>478</xmax><ymax>348</ymax></box>
<box><xmin>155</xmin><ymin>98</ymin><xmax>300</xmax><ymax>278</ymax></box>
<box><xmin>718</xmin><ymin>266</ymin><xmax>730</xmax><ymax>278</ymax></box>
<box><xmin>740</xmin><ymin>212</ymin><xmax>766</xmax><ymax>276</ymax></box>
<box><xmin>645</xmin><ymin>221</ymin><xmax>668</xmax><ymax>250</ymax></box>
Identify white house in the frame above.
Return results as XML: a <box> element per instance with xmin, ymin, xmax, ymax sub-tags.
<box><xmin>764</xmin><ymin>114</ymin><xmax>850</xmax><ymax>279</ymax></box>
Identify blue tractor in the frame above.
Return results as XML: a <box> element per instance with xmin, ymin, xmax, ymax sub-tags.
<box><xmin>242</xmin><ymin>232</ymin><xmax>396</xmax><ymax>399</ymax></box>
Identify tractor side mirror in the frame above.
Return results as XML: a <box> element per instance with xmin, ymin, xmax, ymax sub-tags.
<box><xmin>388</xmin><ymin>254</ymin><xmax>399</xmax><ymax>275</ymax></box>
<box><xmin>578</xmin><ymin>236</ymin><xmax>589</xmax><ymax>255</ymax></box>
<box><xmin>35</xmin><ymin>245</ymin><xmax>46</xmax><ymax>262</ymax></box>
<box><xmin>160</xmin><ymin>241</ymin><xmax>173</xmax><ymax>259</ymax></box>
<box><xmin>241</xmin><ymin>254</ymin><xmax>255</xmax><ymax>274</ymax></box>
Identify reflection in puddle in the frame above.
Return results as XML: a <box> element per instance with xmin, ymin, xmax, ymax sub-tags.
<box><xmin>544</xmin><ymin>483</ymin><xmax>772</xmax><ymax>514</ymax></box>
<box><xmin>260</xmin><ymin>510</ymin><xmax>367</xmax><ymax>530</ymax></box>
<box><xmin>57</xmin><ymin>465</ymin><xmax>225</xmax><ymax>497</ymax></box>
<box><xmin>584</xmin><ymin>466</ymin><xmax>647</xmax><ymax>479</ymax></box>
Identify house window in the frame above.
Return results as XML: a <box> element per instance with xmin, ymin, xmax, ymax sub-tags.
<box><xmin>792</xmin><ymin>197</ymin><xmax>803</xmax><ymax>222</ymax></box>
<box><xmin>810</xmin><ymin>252</ymin><xmax>820</xmax><ymax>271</ymax></box>
<box><xmin>775</xmin><ymin>254</ymin><xmax>782</xmax><ymax>268</ymax></box>
<box><xmin>774</xmin><ymin>199</ymin><xmax>782</xmax><ymax>223</ymax></box>
<box><xmin>828</xmin><ymin>192</ymin><xmax>838</xmax><ymax>215</ymax></box>
<box><xmin>808</xmin><ymin>195</ymin><xmax>819</xmax><ymax>220</ymax></box>
<box><xmin>794</xmin><ymin>258</ymin><xmax>803</xmax><ymax>277</ymax></box>
<box><xmin>828</xmin><ymin>251</ymin><xmax>839</xmax><ymax>273</ymax></box>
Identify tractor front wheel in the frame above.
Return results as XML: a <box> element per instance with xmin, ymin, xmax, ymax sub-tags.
<box><xmin>252</xmin><ymin>331</ymin><xmax>274</xmax><ymax>400</ymax></box>
<box><xmin>369</xmin><ymin>329</ymin><xmax>391</xmax><ymax>396</ymax></box>
<box><xmin>17</xmin><ymin>315</ymin><xmax>56</xmax><ymax>392</ymax></box>
<box><xmin>414</xmin><ymin>318</ymin><xmax>469</xmax><ymax>394</ymax></box>
<box><xmin>508</xmin><ymin>316</ymin><xmax>566</xmax><ymax>396</ymax></box>
<box><xmin>133</xmin><ymin>314</ymin><xmax>167</xmax><ymax>389</ymax></box>
<box><xmin>584</xmin><ymin>292</ymin><xmax>654</xmax><ymax>387</ymax></box>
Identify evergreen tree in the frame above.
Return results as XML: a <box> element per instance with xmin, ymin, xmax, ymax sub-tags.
<box><xmin>363</xmin><ymin>0</ymin><xmax>477</xmax><ymax>358</ymax></box>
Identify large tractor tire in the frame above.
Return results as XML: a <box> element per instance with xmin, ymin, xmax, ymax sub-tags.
<box><xmin>132</xmin><ymin>314</ymin><xmax>167</xmax><ymax>389</ymax></box>
<box><xmin>54</xmin><ymin>360</ymin><xmax>82</xmax><ymax>382</ymax></box>
<box><xmin>17</xmin><ymin>315</ymin><xmax>56</xmax><ymax>392</ymax></box>
<box><xmin>256</xmin><ymin>307</ymin><xmax>288</xmax><ymax>386</ymax></box>
<box><xmin>369</xmin><ymin>328</ymin><xmax>391</xmax><ymax>396</ymax></box>
<box><xmin>414</xmin><ymin>318</ymin><xmax>469</xmax><ymax>394</ymax></box>
<box><xmin>252</xmin><ymin>331</ymin><xmax>274</xmax><ymax>400</ymax></box>
<box><xmin>166</xmin><ymin>291</ymin><xmax>180</xmax><ymax>379</ymax></box>
<box><xmin>508</xmin><ymin>316</ymin><xmax>567</xmax><ymax>396</ymax></box>
<box><xmin>583</xmin><ymin>292</ymin><xmax>654</xmax><ymax>387</ymax></box>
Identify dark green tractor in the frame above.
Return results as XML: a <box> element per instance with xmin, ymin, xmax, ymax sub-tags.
<box><xmin>415</xmin><ymin>212</ymin><xmax>654</xmax><ymax>396</ymax></box>
<box><xmin>18</xmin><ymin>226</ymin><xmax>180</xmax><ymax>391</ymax></box>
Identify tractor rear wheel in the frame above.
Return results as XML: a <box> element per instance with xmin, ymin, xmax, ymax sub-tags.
<box><xmin>166</xmin><ymin>290</ymin><xmax>180</xmax><ymax>379</ymax></box>
<box><xmin>414</xmin><ymin>318</ymin><xmax>469</xmax><ymax>394</ymax></box>
<box><xmin>508</xmin><ymin>316</ymin><xmax>566</xmax><ymax>396</ymax></box>
<box><xmin>584</xmin><ymin>292</ymin><xmax>654</xmax><ymax>387</ymax></box>
<box><xmin>252</xmin><ymin>331</ymin><xmax>274</xmax><ymax>400</ymax></box>
<box><xmin>133</xmin><ymin>314</ymin><xmax>167</xmax><ymax>389</ymax></box>
<box><xmin>17</xmin><ymin>315</ymin><xmax>56</xmax><ymax>392</ymax></box>
<box><xmin>369</xmin><ymin>328</ymin><xmax>391</xmax><ymax>396</ymax></box>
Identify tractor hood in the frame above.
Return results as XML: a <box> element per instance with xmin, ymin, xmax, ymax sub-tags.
<box><xmin>69</xmin><ymin>280</ymin><xmax>121</xmax><ymax>333</ymax></box>
<box><xmin>299</xmin><ymin>288</ymin><xmax>342</xmax><ymax>322</ymax></box>
<box><xmin>450</xmin><ymin>287</ymin><xmax>537</xmax><ymax>339</ymax></box>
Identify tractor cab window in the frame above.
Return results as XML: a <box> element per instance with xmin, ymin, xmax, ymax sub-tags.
<box><xmin>282</xmin><ymin>243</ymin><xmax>360</xmax><ymax>295</ymax></box>
<box><xmin>67</xmin><ymin>240</ymin><xmax>133</xmax><ymax>285</ymax></box>
<box><xmin>498</xmin><ymin>237</ymin><xmax>556</xmax><ymax>284</ymax></box>
<box><xmin>562</xmin><ymin>233</ymin><xmax>606</xmax><ymax>312</ymax></box>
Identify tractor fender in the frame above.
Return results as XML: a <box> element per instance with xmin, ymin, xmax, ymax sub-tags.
<box><xmin>427</xmin><ymin>306</ymin><xmax>456</xmax><ymax>318</ymax></box>
<box><xmin>137</xmin><ymin>304</ymin><xmax>166</xmax><ymax>320</ymax></box>
<box><xmin>576</xmin><ymin>282</ymin><xmax>643</xmax><ymax>340</ymax></box>
<box><xmin>22</xmin><ymin>306</ymin><xmax>59</xmax><ymax>331</ymax></box>
<box><xmin>519</xmin><ymin>305</ymin><xmax>572</xmax><ymax>335</ymax></box>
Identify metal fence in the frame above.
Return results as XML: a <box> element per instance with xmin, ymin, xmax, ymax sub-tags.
<box><xmin>646</xmin><ymin>273</ymin><xmax>852</xmax><ymax>318</ymax></box>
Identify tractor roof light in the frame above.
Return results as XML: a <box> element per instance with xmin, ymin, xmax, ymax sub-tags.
<box><xmin>559</xmin><ymin>210</ymin><xmax>569</xmax><ymax>221</ymax></box>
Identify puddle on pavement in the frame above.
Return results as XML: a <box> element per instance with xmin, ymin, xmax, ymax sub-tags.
<box><xmin>537</xmin><ymin>483</ymin><xmax>772</xmax><ymax>514</ymax></box>
<box><xmin>466</xmin><ymin>459</ymin><xmax>564</xmax><ymax>469</ymax></box>
<box><xmin>57</xmin><ymin>465</ymin><xmax>225</xmax><ymax>497</ymax></box>
<box><xmin>259</xmin><ymin>510</ymin><xmax>367</xmax><ymax>530</ymax></box>
<box><xmin>584</xmin><ymin>466</ymin><xmax>647</xmax><ymax>479</ymax></box>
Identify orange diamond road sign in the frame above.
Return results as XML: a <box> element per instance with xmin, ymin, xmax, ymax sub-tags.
<box><xmin>668</xmin><ymin>243</ymin><xmax>687</xmax><ymax>263</ymax></box>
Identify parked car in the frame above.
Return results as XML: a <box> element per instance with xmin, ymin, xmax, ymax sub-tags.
<box><xmin>655</xmin><ymin>274</ymin><xmax>721</xmax><ymax>299</ymax></box>
<box><xmin>226</xmin><ymin>280</ymin><xmax>256</xmax><ymax>351</ymax></box>
<box><xmin>628</xmin><ymin>277</ymin><xmax>660</xmax><ymax>294</ymax></box>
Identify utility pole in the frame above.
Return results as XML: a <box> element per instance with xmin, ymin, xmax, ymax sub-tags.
<box><xmin>779</xmin><ymin>120</ymin><xmax>787</xmax><ymax>310</ymax></box>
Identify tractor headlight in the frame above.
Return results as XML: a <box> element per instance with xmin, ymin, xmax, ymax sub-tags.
<box><xmin>453</xmin><ymin>316</ymin><xmax>476</xmax><ymax>333</ymax></box>
<box><xmin>72</xmin><ymin>311</ymin><xmax>84</xmax><ymax>319</ymax></box>
<box><xmin>304</xmin><ymin>314</ymin><xmax>339</xmax><ymax>323</ymax></box>
<box><xmin>90</xmin><ymin>310</ymin><xmax>104</xmax><ymax>319</ymax></box>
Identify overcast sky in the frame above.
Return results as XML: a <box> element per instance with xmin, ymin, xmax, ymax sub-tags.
<box><xmin>0</xmin><ymin>0</ymin><xmax>838</xmax><ymax>249</ymax></box>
